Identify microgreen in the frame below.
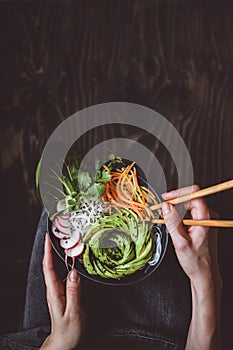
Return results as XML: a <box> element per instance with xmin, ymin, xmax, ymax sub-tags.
<box><xmin>36</xmin><ymin>154</ymin><xmax>121</xmax><ymax>218</ymax></box>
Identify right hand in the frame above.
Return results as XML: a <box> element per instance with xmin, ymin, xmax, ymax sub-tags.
<box><xmin>162</xmin><ymin>185</ymin><xmax>221</xmax><ymax>285</ymax></box>
<box><xmin>162</xmin><ymin>186</ymin><xmax>222</xmax><ymax>350</ymax></box>
<box><xmin>40</xmin><ymin>234</ymin><xmax>86</xmax><ymax>350</ymax></box>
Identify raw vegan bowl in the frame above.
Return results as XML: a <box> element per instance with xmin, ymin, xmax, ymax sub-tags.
<box><xmin>46</xmin><ymin>157</ymin><xmax>168</xmax><ymax>286</ymax></box>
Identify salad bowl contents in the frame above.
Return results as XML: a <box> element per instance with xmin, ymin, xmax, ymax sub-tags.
<box><xmin>43</xmin><ymin>155</ymin><xmax>168</xmax><ymax>285</ymax></box>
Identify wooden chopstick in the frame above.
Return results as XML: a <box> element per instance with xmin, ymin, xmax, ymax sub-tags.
<box><xmin>151</xmin><ymin>219</ymin><xmax>233</xmax><ymax>228</ymax></box>
<box><xmin>150</xmin><ymin>179</ymin><xmax>233</xmax><ymax>211</ymax></box>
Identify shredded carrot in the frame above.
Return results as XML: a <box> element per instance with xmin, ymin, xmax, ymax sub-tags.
<box><xmin>102</xmin><ymin>162</ymin><xmax>159</xmax><ymax>221</ymax></box>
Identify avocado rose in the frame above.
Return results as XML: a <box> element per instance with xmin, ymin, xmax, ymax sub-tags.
<box><xmin>82</xmin><ymin>209</ymin><xmax>154</xmax><ymax>278</ymax></box>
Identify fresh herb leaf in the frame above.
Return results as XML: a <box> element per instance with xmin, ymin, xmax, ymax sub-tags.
<box><xmin>71</xmin><ymin>191</ymin><xmax>78</xmax><ymax>197</ymax></box>
<box><xmin>115</xmin><ymin>157</ymin><xmax>123</xmax><ymax>163</ymax></box>
<box><xmin>108</xmin><ymin>153</ymin><xmax>115</xmax><ymax>161</ymax></box>
<box><xmin>95</xmin><ymin>170</ymin><xmax>101</xmax><ymax>181</ymax></box>
<box><xmin>96</xmin><ymin>183</ymin><xmax>106</xmax><ymax>196</ymax></box>
<box><xmin>107</xmin><ymin>154</ymin><xmax>123</xmax><ymax>169</ymax></box>
<box><xmin>70</xmin><ymin>169</ymin><xmax>79</xmax><ymax>180</ymax></box>
<box><xmin>78</xmin><ymin>171</ymin><xmax>92</xmax><ymax>190</ymax></box>
<box><xmin>68</xmin><ymin>198</ymin><xmax>77</xmax><ymax>206</ymax></box>
<box><xmin>83</xmin><ymin>183</ymin><xmax>105</xmax><ymax>202</ymax></box>
<box><xmin>96</xmin><ymin>169</ymin><xmax>111</xmax><ymax>183</ymax></box>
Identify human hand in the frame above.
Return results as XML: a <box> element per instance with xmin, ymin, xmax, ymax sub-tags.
<box><xmin>40</xmin><ymin>234</ymin><xmax>86</xmax><ymax>350</ymax></box>
<box><xmin>162</xmin><ymin>185</ymin><xmax>221</xmax><ymax>285</ymax></box>
<box><xmin>162</xmin><ymin>185</ymin><xmax>222</xmax><ymax>349</ymax></box>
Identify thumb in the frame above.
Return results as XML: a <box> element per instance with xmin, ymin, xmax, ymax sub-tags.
<box><xmin>162</xmin><ymin>203</ymin><xmax>189</xmax><ymax>250</ymax></box>
<box><xmin>65</xmin><ymin>269</ymin><xmax>81</xmax><ymax>315</ymax></box>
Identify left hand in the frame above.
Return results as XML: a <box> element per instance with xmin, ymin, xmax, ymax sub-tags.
<box><xmin>40</xmin><ymin>234</ymin><xmax>86</xmax><ymax>350</ymax></box>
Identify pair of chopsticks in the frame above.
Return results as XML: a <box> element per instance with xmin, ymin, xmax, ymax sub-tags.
<box><xmin>150</xmin><ymin>179</ymin><xmax>233</xmax><ymax>228</ymax></box>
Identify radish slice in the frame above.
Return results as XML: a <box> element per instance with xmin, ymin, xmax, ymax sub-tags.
<box><xmin>54</xmin><ymin>218</ymin><xmax>72</xmax><ymax>236</ymax></box>
<box><xmin>52</xmin><ymin>225</ymin><xmax>68</xmax><ymax>239</ymax></box>
<box><xmin>61</xmin><ymin>214</ymin><xmax>69</xmax><ymax>220</ymax></box>
<box><xmin>56</xmin><ymin>199</ymin><xmax>68</xmax><ymax>212</ymax></box>
<box><xmin>60</xmin><ymin>230</ymin><xmax>81</xmax><ymax>249</ymax></box>
<box><xmin>66</xmin><ymin>242</ymin><xmax>84</xmax><ymax>257</ymax></box>
<box><xmin>56</xmin><ymin>200</ymin><xmax>69</xmax><ymax>219</ymax></box>
<box><xmin>57</xmin><ymin>216</ymin><xmax>70</xmax><ymax>228</ymax></box>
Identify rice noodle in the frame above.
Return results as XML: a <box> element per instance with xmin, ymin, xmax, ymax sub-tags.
<box><xmin>69</xmin><ymin>197</ymin><xmax>108</xmax><ymax>235</ymax></box>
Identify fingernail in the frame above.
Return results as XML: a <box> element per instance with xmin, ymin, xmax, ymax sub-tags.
<box><xmin>45</xmin><ymin>233</ymin><xmax>48</xmax><ymax>245</ymax></box>
<box><xmin>161</xmin><ymin>193</ymin><xmax>167</xmax><ymax>199</ymax></box>
<box><xmin>162</xmin><ymin>203</ymin><xmax>171</xmax><ymax>215</ymax></box>
<box><xmin>69</xmin><ymin>269</ymin><xmax>79</xmax><ymax>283</ymax></box>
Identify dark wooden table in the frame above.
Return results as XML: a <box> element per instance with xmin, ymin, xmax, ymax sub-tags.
<box><xmin>0</xmin><ymin>1</ymin><xmax>232</xmax><ymax>348</ymax></box>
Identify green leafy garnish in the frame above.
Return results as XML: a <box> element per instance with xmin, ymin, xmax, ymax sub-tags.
<box><xmin>35</xmin><ymin>154</ymin><xmax>123</xmax><ymax>218</ymax></box>
<box><xmin>96</xmin><ymin>169</ymin><xmax>111</xmax><ymax>183</ymax></box>
<box><xmin>106</xmin><ymin>154</ymin><xmax>123</xmax><ymax>170</ymax></box>
<box><xmin>78</xmin><ymin>171</ymin><xmax>92</xmax><ymax>190</ymax></box>
<box><xmin>83</xmin><ymin>183</ymin><xmax>106</xmax><ymax>202</ymax></box>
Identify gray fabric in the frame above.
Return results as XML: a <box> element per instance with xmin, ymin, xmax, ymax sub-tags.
<box><xmin>23</xmin><ymin>209</ymin><xmax>50</xmax><ymax>330</ymax></box>
<box><xmin>0</xmin><ymin>326</ymin><xmax>50</xmax><ymax>350</ymax></box>
<box><xmin>0</xmin><ymin>209</ymin><xmax>191</xmax><ymax>350</ymax></box>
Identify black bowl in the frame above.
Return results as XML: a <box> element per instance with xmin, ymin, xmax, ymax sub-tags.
<box><xmin>48</xmin><ymin>176</ymin><xmax>168</xmax><ymax>286</ymax></box>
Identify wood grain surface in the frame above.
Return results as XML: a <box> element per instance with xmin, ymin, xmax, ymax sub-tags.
<box><xmin>0</xmin><ymin>1</ymin><xmax>232</xmax><ymax>348</ymax></box>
